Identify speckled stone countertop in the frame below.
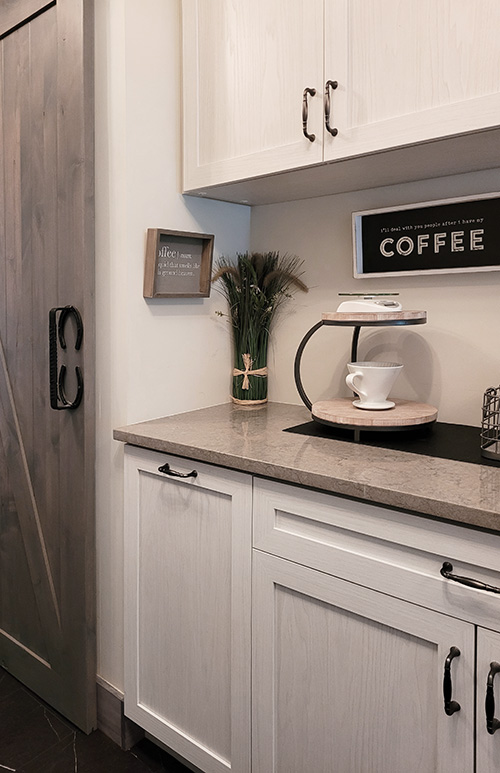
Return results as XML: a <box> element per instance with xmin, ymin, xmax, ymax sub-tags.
<box><xmin>113</xmin><ymin>402</ymin><xmax>500</xmax><ymax>533</ymax></box>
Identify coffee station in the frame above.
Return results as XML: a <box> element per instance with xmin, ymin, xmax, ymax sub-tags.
<box><xmin>113</xmin><ymin>279</ymin><xmax>500</xmax><ymax>773</ymax></box>
<box><xmin>112</xmin><ymin>185</ymin><xmax>500</xmax><ymax>773</ymax></box>
<box><xmin>115</xmin><ymin>392</ymin><xmax>500</xmax><ymax>773</ymax></box>
<box><xmin>114</xmin><ymin>265</ymin><xmax>500</xmax><ymax>771</ymax></box>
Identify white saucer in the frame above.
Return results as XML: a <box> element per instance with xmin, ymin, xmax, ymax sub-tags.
<box><xmin>352</xmin><ymin>399</ymin><xmax>395</xmax><ymax>410</ymax></box>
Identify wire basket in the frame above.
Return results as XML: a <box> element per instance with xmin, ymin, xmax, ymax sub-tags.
<box><xmin>481</xmin><ymin>386</ymin><xmax>500</xmax><ymax>460</ymax></box>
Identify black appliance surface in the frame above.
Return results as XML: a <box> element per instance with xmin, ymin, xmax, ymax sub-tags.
<box><xmin>283</xmin><ymin>420</ymin><xmax>495</xmax><ymax>467</ymax></box>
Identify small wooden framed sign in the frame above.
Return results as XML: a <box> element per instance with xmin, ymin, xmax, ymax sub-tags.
<box><xmin>353</xmin><ymin>193</ymin><xmax>500</xmax><ymax>278</ymax></box>
<box><xmin>143</xmin><ymin>228</ymin><xmax>214</xmax><ymax>298</ymax></box>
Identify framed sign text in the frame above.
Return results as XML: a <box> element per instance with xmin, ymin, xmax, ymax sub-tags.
<box><xmin>353</xmin><ymin>193</ymin><xmax>500</xmax><ymax>278</ymax></box>
<box><xmin>143</xmin><ymin>228</ymin><xmax>214</xmax><ymax>298</ymax></box>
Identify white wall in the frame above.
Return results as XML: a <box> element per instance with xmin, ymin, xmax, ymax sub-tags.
<box><xmin>94</xmin><ymin>0</ymin><xmax>250</xmax><ymax>691</ymax></box>
<box><xmin>251</xmin><ymin>169</ymin><xmax>500</xmax><ymax>426</ymax></box>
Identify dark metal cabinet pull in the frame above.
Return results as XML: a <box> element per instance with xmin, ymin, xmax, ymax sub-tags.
<box><xmin>443</xmin><ymin>646</ymin><xmax>461</xmax><ymax>715</ymax></box>
<box><xmin>302</xmin><ymin>87</ymin><xmax>316</xmax><ymax>142</ymax></box>
<box><xmin>324</xmin><ymin>79</ymin><xmax>338</xmax><ymax>136</ymax></box>
<box><xmin>440</xmin><ymin>562</ymin><xmax>500</xmax><ymax>594</ymax></box>
<box><xmin>158</xmin><ymin>463</ymin><xmax>197</xmax><ymax>479</ymax></box>
<box><xmin>486</xmin><ymin>662</ymin><xmax>500</xmax><ymax>734</ymax></box>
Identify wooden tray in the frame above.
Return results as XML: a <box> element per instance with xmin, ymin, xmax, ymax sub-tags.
<box><xmin>321</xmin><ymin>310</ymin><xmax>427</xmax><ymax>324</ymax></box>
<box><xmin>312</xmin><ymin>398</ymin><xmax>438</xmax><ymax>429</ymax></box>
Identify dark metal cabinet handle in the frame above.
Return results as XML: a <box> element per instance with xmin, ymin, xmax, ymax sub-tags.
<box><xmin>443</xmin><ymin>646</ymin><xmax>461</xmax><ymax>715</ymax></box>
<box><xmin>440</xmin><ymin>562</ymin><xmax>500</xmax><ymax>594</ymax></box>
<box><xmin>324</xmin><ymin>79</ymin><xmax>338</xmax><ymax>136</ymax></box>
<box><xmin>158</xmin><ymin>463</ymin><xmax>197</xmax><ymax>479</ymax></box>
<box><xmin>486</xmin><ymin>662</ymin><xmax>500</xmax><ymax>734</ymax></box>
<box><xmin>302</xmin><ymin>87</ymin><xmax>316</xmax><ymax>142</ymax></box>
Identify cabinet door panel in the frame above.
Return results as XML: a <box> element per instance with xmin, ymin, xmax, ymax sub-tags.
<box><xmin>124</xmin><ymin>447</ymin><xmax>252</xmax><ymax>773</ymax></box>
<box><xmin>325</xmin><ymin>0</ymin><xmax>500</xmax><ymax>159</ymax></box>
<box><xmin>476</xmin><ymin>628</ymin><xmax>500</xmax><ymax>773</ymax></box>
<box><xmin>182</xmin><ymin>0</ymin><xmax>323</xmax><ymax>190</ymax></box>
<box><xmin>253</xmin><ymin>551</ymin><xmax>475</xmax><ymax>773</ymax></box>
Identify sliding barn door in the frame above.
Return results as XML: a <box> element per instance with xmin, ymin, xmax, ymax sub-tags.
<box><xmin>0</xmin><ymin>0</ymin><xmax>95</xmax><ymax>731</ymax></box>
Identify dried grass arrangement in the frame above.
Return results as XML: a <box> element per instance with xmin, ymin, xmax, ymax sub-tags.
<box><xmin>212</xmin><ymin>251</ymin><xmax>308</xmax><ymax>404</ymax></box>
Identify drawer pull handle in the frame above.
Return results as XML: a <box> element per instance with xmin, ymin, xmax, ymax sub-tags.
<box><xmin>486</xmin><ymin>662</ymin><xmax>500</xmax><ymax>734</ymax></box>
<box><xmin>324</xmin><ymin>79</ymin><xmax>338</xmax><ymax>136</ymax></box>
<box><xmin>302</xmin><ymin>87</ymin><xmax>316</xmax><ymax>142</ymax></box>
<box><xmin>158</xmin><ymin>463</ymin><xmax>198</xmax><ymax>479</ymax></box>
<box><xmin>440</xmin><ymin>562</ymin><xmax>500</xmax><ymax>594</ymax></box>
<box><xmin>443</xmin><ymin>646</ymin><xmax>461</xmax><ymax>716</ymax></box>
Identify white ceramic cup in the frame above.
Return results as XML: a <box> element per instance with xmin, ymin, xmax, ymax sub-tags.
<box><xmin>346</xmin><ymin>361</ymin><xmax>403</xmax><ymax>410</ymax></box>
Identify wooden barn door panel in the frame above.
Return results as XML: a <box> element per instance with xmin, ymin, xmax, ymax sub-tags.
<box><xmin>0</xmin><ymin>0</ymin><xmax>95</xmax><ymax>732</ymax></box>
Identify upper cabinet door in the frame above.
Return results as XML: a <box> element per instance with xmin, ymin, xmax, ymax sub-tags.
<box><xmin>182</xmin><ymin>0</ymin><xmax>324</xmax><ymax>192</ymax></box>
<box><xmin>325</xmin><ymin>0</ymin><xmax>500</xmax><ymax>160</ymax></box>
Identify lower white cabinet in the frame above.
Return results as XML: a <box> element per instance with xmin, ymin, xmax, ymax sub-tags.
<box><xmin>124</xmin><ymin>447</ymin><xmax>500</xmax><ymax>773</ymax></box>
<box><xmin>253</xmin><ymin>550</ymin><xmax>476</xmax><ymax>773</ymax></box>
<box><xmin>123</xmin><ymin>446</ymin><xmax>252</xmax><ymax>773</ymax></box>
<box><xmin>252</xmin><ymin>478</ymin><xmax>500</xmax><ymax>773</ymax></box>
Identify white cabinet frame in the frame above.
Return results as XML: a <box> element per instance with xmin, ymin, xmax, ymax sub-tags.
<box><xmin>124</xmin><ymin>446</ymin><xmax>252</xmax><ymax>773</ymax></box>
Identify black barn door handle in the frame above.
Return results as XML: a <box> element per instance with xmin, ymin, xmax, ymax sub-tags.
<box><xmin>49</xmin><ymin>306</ymin><xmax>84</xmax><ymax>410</ymax></box>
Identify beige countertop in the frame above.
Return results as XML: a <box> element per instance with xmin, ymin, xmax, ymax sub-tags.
<box><xmin>113</xmin><ymin>402</ymin><xmax>500</xmax><ymax>533</ymax></box>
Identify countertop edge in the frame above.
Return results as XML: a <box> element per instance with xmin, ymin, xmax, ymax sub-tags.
<box><xmin>113</xmin><ymin>417</ymin><xmax>500</xmax><ymax>533</ymax></box>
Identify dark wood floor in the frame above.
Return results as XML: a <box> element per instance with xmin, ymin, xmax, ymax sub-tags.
<box><xmin>0</xmin><ymin>668</ymin><xmax>190</xmax><ymax>772</ymax></box>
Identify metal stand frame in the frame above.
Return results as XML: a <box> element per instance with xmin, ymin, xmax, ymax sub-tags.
<box><xmin>293</xmin><ymin>316</ymin><xmax>428</xmax><ymax>438</ymax></box>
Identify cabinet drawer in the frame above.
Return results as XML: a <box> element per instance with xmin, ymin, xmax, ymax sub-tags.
<box><xmin>253</xmin><ymin>477</ymin><xmax>500</xmax><ymax>630</ymax></box>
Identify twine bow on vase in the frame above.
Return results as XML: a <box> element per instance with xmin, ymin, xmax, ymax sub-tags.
<box><xmin>232</xmin><ymin>353</ymin><xmax>268</xmax><ymax>404</ymax></box>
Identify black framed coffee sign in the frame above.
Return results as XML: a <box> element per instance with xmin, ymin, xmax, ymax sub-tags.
<box><xmin>353</xmin><ymin>193</ymin><xmax>500</xmax><ymax>278</ymax></box>
<box><xmin>143</xmin><ymin>228</ymin><xmax>214</xmax><ymax>298</ymax></box>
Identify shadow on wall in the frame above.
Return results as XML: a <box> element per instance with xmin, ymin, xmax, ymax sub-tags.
<box><xmin>182</xmin><ymin>194</ymin><xmax>251</xmax><ymax>258</ymax></box>
<box><xmin>361</xmin><ymin>330</ymin><xmax>436</xmax><ymax>404</ymax></box>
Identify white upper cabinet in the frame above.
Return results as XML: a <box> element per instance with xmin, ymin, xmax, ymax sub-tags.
<box><xmin>325</xmin><ymin>0</ymin><xmax>500</xmax><ymax>160</ymax></box>
<box><xmin>182</xmin><ymin>0</ymin><xmax>324</xmax><ymax>191</ymax></box>
<box><xmin>182</xmin><ymin>0</ymin><xmax>500</xmax><ymax>198</ymax></box>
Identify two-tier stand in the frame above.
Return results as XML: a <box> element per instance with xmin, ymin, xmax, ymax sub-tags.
<box><xmin>294</xmin><ymin>310</ymin><xmax>438</xmax><ymax>442</ymax></box>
